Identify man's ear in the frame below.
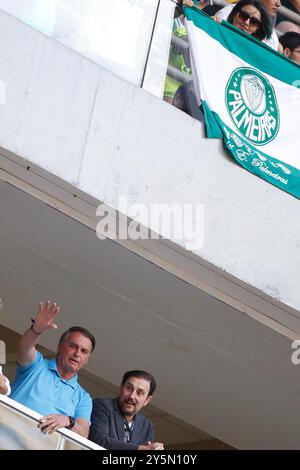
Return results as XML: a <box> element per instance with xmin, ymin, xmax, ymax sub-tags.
<box><xmin>143</xmin><ymin>395</ymin><xmax>153</xmax><ymax>408</ymax></box>
<box><xmin>284</xmin><ymin>47</ymin><xmax>292</xmax><ymax>59</ymax></box>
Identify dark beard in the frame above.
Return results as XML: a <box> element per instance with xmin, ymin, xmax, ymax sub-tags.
<box><xmin>118</xmin><ymin>399</ymin><xmax>135</xmax><ymax>417</ymax></box>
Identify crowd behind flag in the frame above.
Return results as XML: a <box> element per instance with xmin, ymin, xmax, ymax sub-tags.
<box><xmin>184</xmin><ymin>6</ymin><xmax>300</xmax><ymax>198</ymax></box>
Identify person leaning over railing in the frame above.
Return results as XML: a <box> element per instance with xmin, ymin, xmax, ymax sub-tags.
<box><xmin>10</xmin><ymin>301</ymin><xmax>95</xmax><ymax>438</ymax></box>
<box><xmin>0</xmin><ymin>364</ymin><xmax>10</xmax><ymax>396</ymax></box>
<box><xmin>89</xmin><ymin>370</ymin><xmax>164</xmax><ymax>450</ymax></box>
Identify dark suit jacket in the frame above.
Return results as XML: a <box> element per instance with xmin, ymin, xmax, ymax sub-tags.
<box><xmin>89</xmin><ymin>397</ymin><xmax>155</xmax><ymax>450</ymax></box>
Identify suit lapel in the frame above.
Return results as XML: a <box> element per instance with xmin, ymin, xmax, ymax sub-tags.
<box><xmin>131</xmin><ymin>413</ymin><xmax>142</xmax><ymax>444</ymax></box>
<box><xmin>113</xmin><ymin>399</ymin><xmax>125</xmax><ymax>442</ymax></box>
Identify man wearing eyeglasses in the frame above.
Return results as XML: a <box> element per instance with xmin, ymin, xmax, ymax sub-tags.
<box><xmin>89</xmin><ymin>370</ymin><xmax>164</xmax><ymax>450</ymax></box>
<box><xmin>279</xmin><ymin>31</ymin><xmax>300</xmax><ymax>64</ymax></box>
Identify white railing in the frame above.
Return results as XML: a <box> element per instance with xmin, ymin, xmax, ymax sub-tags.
<box><xmin>0</xmin><ymin>394</ymin><xmax>104</xmax><ymax>450</ymax></box>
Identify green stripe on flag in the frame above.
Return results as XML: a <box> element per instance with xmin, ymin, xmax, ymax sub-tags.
<box><xmin>201</xmin><ymin>101</ymin><xmax>223</xmax><ymax>138</ymax></box>
<box><xmin>184</xmin><ymin>7</ymin><xmax>300</xmax><ymax>87</ymax></box>
<box><xmin>213</xmin><ymin>111</ymin><xmax>300</xmax><ymax>198</ymax></box>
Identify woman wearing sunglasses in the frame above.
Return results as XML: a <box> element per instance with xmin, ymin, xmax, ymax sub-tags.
<box><xmin>214</xmin><ymin>0</ymin><xmax>272</xmax><ymax>42</ymax></box>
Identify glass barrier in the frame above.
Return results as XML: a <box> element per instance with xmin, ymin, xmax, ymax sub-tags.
<box><xmin>0</xmin><ymin>0</ymin><xmax>299</xmax><ymax>107</ymax></box>
<box><xmin>0</xmin><ymin>0</ymin><xmax>161</xmax><ymax>86</ymax></box>
<box><xmin>159</xmin><ymin>1</ymin><xmax>208</xmax><ymax>121</ymax></box>
<box><xmin>141</xmin><ymin>0</ymin><xmax>176</xmax><ymax>98</ymax></box>
<box><xmin>0</xmin><ymin>395</ymin><xmax>104</xmax><ymax>450</ymax></box>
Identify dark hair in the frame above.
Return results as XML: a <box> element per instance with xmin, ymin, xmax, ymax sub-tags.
<box><xmin>121</xmin><ymin>370</ymin><xmax>157</xmax><ymax>396</ymax></box>
<box><xmin>279</xmin><ymin>32</ymin><xmax>300</xmax><ymax>51</ymax></box>
<box><xmin>59</xmin><ymin>326</ymin><xmax>96</xmax><ymax>352</ymax></box>
<box><xmin>228</xmin><ymin>0</ymin><xmax>272</xmax><ymax>41</ymax></box>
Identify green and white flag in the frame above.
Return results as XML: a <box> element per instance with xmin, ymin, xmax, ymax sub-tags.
<box><xmin>184</xmin><ymin>7</ymin><xmax>300</xmax><ymax>198</ymax></box>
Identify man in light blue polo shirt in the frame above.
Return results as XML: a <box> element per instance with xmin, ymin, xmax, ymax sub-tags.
<box><xmin>11</xmin><ymin>300</ymin><xmax>95</xmax><ymax>438</ymax></box>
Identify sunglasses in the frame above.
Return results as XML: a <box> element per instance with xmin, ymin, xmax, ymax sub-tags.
<box><xmin>238</xmin><ymin>9</ymin><xmax>262</xmax><ymax>28</ymax></box>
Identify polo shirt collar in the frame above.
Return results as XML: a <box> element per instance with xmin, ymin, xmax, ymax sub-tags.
<box><xmin>47</xmin><ymin>357</ymin><xmax>78</xmax><ymax>389</ymax></box>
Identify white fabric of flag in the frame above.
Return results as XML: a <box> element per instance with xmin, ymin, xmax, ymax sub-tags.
<box><xmin>184</xmin><ymin>7</ymin><xmax>300</xmax><ymax>198</ymax></box>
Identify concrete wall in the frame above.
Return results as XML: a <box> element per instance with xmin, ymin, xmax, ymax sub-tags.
<box><xmin>0</xmin><ymin>8</ymin><xmax>299</xmax><ymax>311</ymax></box>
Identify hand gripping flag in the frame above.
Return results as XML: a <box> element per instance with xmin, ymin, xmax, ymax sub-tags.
<box><xmin>184</xmin><ymin>7</ymin><xmax>300</xmax><ymax>198</ymax></box>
